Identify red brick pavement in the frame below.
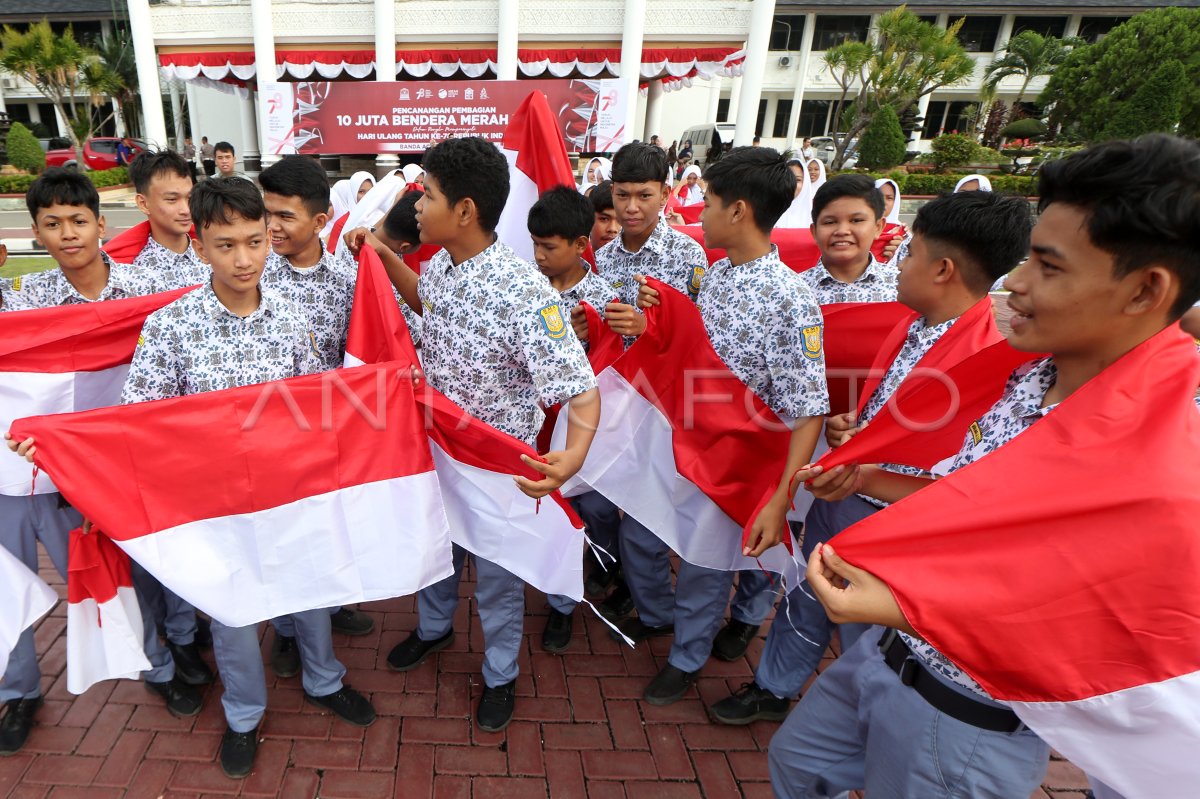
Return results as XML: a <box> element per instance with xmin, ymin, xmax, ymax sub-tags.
<box><xmin>1</xmin><ymin>552</ymin><xmax>1094</xmax><ymax>798</ymax></box>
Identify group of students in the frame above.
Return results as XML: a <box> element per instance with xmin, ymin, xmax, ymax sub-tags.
<box><xmin>0</xmin><ymin>129</ymin><xmax>1197</xmax><ymax>797</ymax></box>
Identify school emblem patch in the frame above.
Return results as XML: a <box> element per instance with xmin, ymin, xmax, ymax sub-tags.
<box><xmin>10</xmin><ymin>276</ymin><xmax>20</xmax><ymax>291</ymax></box>
<box><xmin>801</xmin><ymin>325</ymin><xmax>823</xmax><ymax>360</ymax></box>
<box><xmin>969</xmin><ymin>421</ymin><xmax>983</xmax><ymax>445</ymax></box>
<box><xmin>137</xmin><ymin>334</ymin><xmax>145</xmax><ymax>347</ymax></box>
<box><xmin>422</xmin><ymin>297</ymin><xmax>434</xmax><ymax>313</ymax></box>
<box><xmin>538</xmin><ymin>303</ymin><xmax>568</xmax><ymax>340</ymax></box>
<box><xmin>308</xmin><ymin>330</ymin><xmax>320</xmax><ymax>358</ymax></box>
<box><xmin>688</xmin><ymin>266</ymin><xmax>706</xmax><ymax>297</ymax></box>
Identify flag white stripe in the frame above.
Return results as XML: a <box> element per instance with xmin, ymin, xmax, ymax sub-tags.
<box><xmin>118</xmin><ymin>472</ymin><xmax>455</xmax><ymax>627</ymax></box>
<box><xmin>66</xmin><ymin>587</ymin><xmax>151</xmax><ymax>694</ymax></box>
<box><xmin>0</xmin><ymin>547</ymin><xmax>58</xmax><ymax>677</ymax></box>
<box><xmin>494</xmin><ymin>148</ymin><xmax>543</xmax><ymax>265</ymax></box>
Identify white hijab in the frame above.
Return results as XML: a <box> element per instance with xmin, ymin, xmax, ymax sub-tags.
<box><xmin>874</xmin><ymin>178</ymin><xmax>902</xmax><ymax>225</ymax></box>
<box><xmin>323</xmin><ymin>170</ymin><xmax>375</xmax><ymax>238</ymax></box>
<box><xmin>954</xmin><ymin>174</ymin><xmax>993</xmax><ymax>193</ymax></box>
<box><xmin>775</xmin><ymin>159</ymin><xmax>815</xmax><ymax>229</ymax></box>
<box><xmin>401</xmin><ymin>164</ymin><xmax>425</xmax><ymax>184</ymax></box>
<box><xmin>335</xmin><ymin>172</ymin><xmax>407</xmax><ymax>257</ymax></box>
<box><xmin>678</xmin><ymin>164</ymin><xmax>704</xmax><ymax>206</ymax></box>
<box><xmin>806</xmin><ymin>158</ymin><xmax>827</xmax><ymax>195</ymax></box>
<box><xmin>579</xmin><ymin>157</ymin><xmax>611</xmax><ymax>194</ymax></box>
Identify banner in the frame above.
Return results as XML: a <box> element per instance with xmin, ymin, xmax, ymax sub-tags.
<box><xmin>260</xmin><ymin>79</ymin><xmax>627</xmax><ymax>155</ymax></box>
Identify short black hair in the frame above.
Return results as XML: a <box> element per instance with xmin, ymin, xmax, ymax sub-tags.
<box><xmin>703</xmin><ymin>146</ymin><xmax>795</xmax><ymax>233</ymax></box>
<box><xmin>421</xmin><ymin>137</ymin><xmax>509</xmax><ymax>232</ymax></box>
<box><xmin>1038</xmin><ymin>133</ymin><xmax>1200</xmax><ymax>318</ymax></box>
<box><xmin>213</xmin><ymin>141</ymin><xmax>235</xmax><ymax>156</ymax></box>
<box><xmin>258</xmin><ymin>155</ymin><xmax>331</xmax><ymax>217</ymax></box>
<box><xmin>912</xmin><ymin>191</ymin><xmax>1032</xmax><ymax>295</ymax></box>
<box><xmin>590</xmin><ymin>180</ymin><xmax>614</xmax><ymax>213</ymax></box>
<box><xmin>381</xmin><ymin>191</ymin><xmax>422</xmax><ymax>247</ymax></box>
<box><xmin>528</xmin><ymin>185</ymin><xmax>593</xmax><ymax>241</ymax></box>
<box><xmin>190</xmin><ymin>176</ymin><xmax>265</xmax><ymax>231</ymax></box>
<box><xmin>611</xmin><ymin>142</ymin><xmax>669</xmax><ymax>184</ymax></box>
<box><xmin>27</xmin><ymin>167</ymin><xmax>99</xmax><ymax>220</ymax></box>
<box><xmin>811</xmin><ymin>174</ymin><xmax>884</xmax><ymax>221</ymax></box>
<box><xmin>129</xmin><ymin>149</ymin><xmax>192</xmax><ymax>194</ymax></box>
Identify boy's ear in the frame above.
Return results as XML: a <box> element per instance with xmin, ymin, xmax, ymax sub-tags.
<box><xmin>1125</xmin><ymin>266</ymin><xmax>1178</xmax><ymax>318</ymax></box>
<box><xmin>134</xmin><ymin>193</ymin><xmax>150</xmax><ymax>216</ymax></box>
<box><xmin>456</xmin><ymin>196</ymin><xmax>476</xmax><ymax>227</ymax></box>
<box><xmin>872</xmin><ymin>216</ymin><xmax>884</xmax><ymax>239</ymax></box>
<box><xmin>192</xmin><ymin>235</ymin><xmax>208</xmax><ymax>264</ymax></box>
<box><xmin>573</xmin><ymin>235</ymin><xmax>590</xmax><ymax>256</ymax></box>
<box><xmin>96</xmin><ymin>214</ymin><xmax>107</xmax><ymax>241</ymax></box>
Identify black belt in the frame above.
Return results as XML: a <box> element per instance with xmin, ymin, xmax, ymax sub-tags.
<box><xmin>877</xmin><ymin>628</ymin><xmax>1025</xmax><ymax>734</ymax></box>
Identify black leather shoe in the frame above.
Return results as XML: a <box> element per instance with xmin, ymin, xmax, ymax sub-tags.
<box><xmin>584</xmin><ymin>553</ymin><xmax>620</xmax><ymax>597</ymax></box>
<box><xmin>610</xmin><ymin>617</ymin><xmax>673</xmax><ymax>643</ymax></box>
<box><xmin>644</xmin><ymin>664</ymin><xmax>699</xmax><ymax>706</ymax></box>
<box><xmin>711</xmin><ymin>620</ymin><xmax>761</xmax><ymax>662</ymax></box>
<box><xmin>168</xmin><ymin>641</ymin><xmax>215</xmax><ymax>685</ymax></box>
<box><xmin>329</xmin><ymin>607</ymin><xmax>374</xmax><ymax>636</ymax></box>
<box><xmin>306</xmin><ymin>685</ymin><xmax>376</xmax><ymax>727</ymax></box>
<box><xmin>0</xmin><ymin>697</ymin><xmax>43</xmax><ymax>755</ymax></box>
<box><xmin>708</xmin><ymin>681</ymin><xmax>790</xmax><ymax>725</ymax></box>
<box><xmin>270</xmin><ymin>633</ymin><xmax>301</xmax><ymax>679</ymax></box>
<box><xmin>219</xmin><ymin>726</ymin><xmax>258</xmax><ymax>779</ymax></box>
<box><xmin>476</xmin><ymin>680</ymin><xmax>516</xmax><ymax>732</ymax></box>
<box><xmin>597</xmin><ymin>582</ymin><xmax>635</xmax><ymax>622</ymax></box>
<box><xmin>386</xmin><ymin>630</ymin><xmax>454</xmax><ymax>672</ymax></box>
<box><xmin>193</xmin><ymin>614</ymin><xmax>212</xmax><ymax>649</ymax></box>
<box><xmin>145</xmin><ymin>676</ymin><xmax>202</xmax><ymax>718</ymax></box>
<box><xmin>541</xmin><ymin>609</ymin><xmax>574</xmax><ymax>653</ymax></box>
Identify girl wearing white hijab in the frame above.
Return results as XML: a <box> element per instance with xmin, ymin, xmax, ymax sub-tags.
<box><xmin>874</xmin><ymin>177</ymin><xmax>912</xmax><ymax>267</ymax></box>
<box><xmin>578</xmin><ymin>157</ymin><xmax>611</xmax><ymax>194</ymax></box>
<box><xmin>673</xmin><ymin>164</ymin><xmax>705</xmax><ymax>206</ymax></box>
<box><xmin>805</xmin><ymin>158</ymin><xmax>827</xmax><ymax>194</ymax></box>
<box><xmin>954</xmin><ymin>174</ymin><xmax>993</xmax><ymax>192</ymax></box>
<box><xmin>335</xmin><ymin>172</ymin><xmax>408</xmax><ymax>257</ymax></box>
<box><xmin>400</xmin><ymin>164</ymin><xmax>425</xmax><ymax>185</ymax></box>
<box><xmin>775</xmin><ymin>158</ymin><xmax>815</xmax><ymax>229</ymax></box>
<box><xmin>322</xmin><ymin>170</ymin><xmax>375</xmax><ymax>238</ymax></box>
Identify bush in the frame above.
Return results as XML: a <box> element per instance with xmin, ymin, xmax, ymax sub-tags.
<box><xmin>1000</xmin><ymin>118</ymin><xmax>1048</xmax><ymax>140</ymax></box>
<box><xmin>91</xmin><ymin>167</ymin><xmax>129</xmax><ymax>187</ymax></box>
<box><xmin>7</xmin><ymin>122</ymin><xmax>46</xmax><ymax>174</ymax></box>
<box><xmin>0</xmin><ymin>167</ymin><xmax>128</xmax><ymax>196</ymax></box>
<box><xmin>857</xmin><ymin>106</ymin><xmax>909</xmax><ymax>170</ymax></box>
<box><xmin>929</xmin><ymin>133</ymin><xmax>977</xmax><ymax>170</ymax></box>
<box><xmin>0</xmin><ymin>174</ymin><xmax>35</xmax><ymax>194</ymax></box>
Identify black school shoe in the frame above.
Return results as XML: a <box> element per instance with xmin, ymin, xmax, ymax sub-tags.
<box><xmin>541</xmin><ymin>609</ymin><xmax>574</xmax><ymax>653</ymax></box>
<box><xmin>330</xmin><ymin>607</ymin><xmax>374</xmax><ymax>636</ymax></box>
<box><xmin>710</xmin><ymin>620</ymin><xmax>761</xmax><ymax>662</ymax></box>
<box><xmin>270</xmin><ymin>633</ymin><xmax>301</xmax><ymax>679</ymax></box>
<box><xmin>305</xmin><ymin>685</ymin><xmax>376</xmax><ymax>727</ymax></box>
<box><xmin>0</xmin><ymin>697</ymin><xmax>43</xmax><ymax>756</ymax></box>
<box><xmin>596</xmin><ymin>582</ymin><xmax>635</xmax><ymax>622</ymax></box>
<box><xmin>145</xmin><ymin>676</ymin><xmax>203</xmax><ymax>718</ymax></box>
<box><xmin>708</xmin><ymin>682</ymin><xmax>790</xmax><ymax>725</ymax></box>
<box><xmin>220</xmin><ymin>726</ymin><xmax>258</xmax><ymax>779</ymax></box>
<box><xmin>644</xmin><ymin>664</ymin><xmax>699</xmax><ymax>706</ymax></box>
<box><xmin>386</xmin><ymin>630</ymin><xmax>454</xmax><ymax>672</ymax></box>
<box><xmin>168</xmin><ymin>641</ymin><xmax>215</xmax><ymax>685</ymax></box>
<box><xmin>610</xmin><ymin>616</ymin><xmax>674</xmax><ymax>643</ymax></box>
<box><xmin>476</xmin><ymin>680</ymin><xmax>516</xmax><ymax>732</ymax></box>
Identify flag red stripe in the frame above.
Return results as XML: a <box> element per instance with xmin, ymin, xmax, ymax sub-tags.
<box><xmin>503</xmin><ymin>90</ymin><xmax>577</xmax><ymax>191</ymax></box>
<box><xmin>67</xmin><ymin>527</ymin><xmax>132</xmax><ymax>605</ymax></box>
<box><xmin>821</xmin><ymin>301</ymin><xmax>914</xmax><ymax>415</ymax></box>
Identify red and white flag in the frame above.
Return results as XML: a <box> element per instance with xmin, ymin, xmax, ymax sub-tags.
<box><xmin>0</xmin><ymin>288</ymin><xmax>191</xmax><ymax>495</ymax></box>
<box><xmin>10</xmin><ymin>362</ymin><xmax>456</xmax><ymax>629</ymax></box>
<box><xmin>0</xmin><ymin>546</ymin><xmax>58</xmax><ymax>678</ymax></box>
<box><xmin>831</xmin><ymin>326</ymin><xmax>1200</xmax><ymax>799</ymax></box>
<box><xmin>66</xmin><ymin>527</ymin><xmax>150</xmax><ymax>694</ymax></box>
<box><xmin>494</xmin><ymin>90</ymin><xmax>579</xmax><ymax>264</ymax></box>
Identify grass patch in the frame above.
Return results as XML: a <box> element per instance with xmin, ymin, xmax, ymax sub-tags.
<box><xmin>0</xmin><ymin>256</ymin><xmax>57</xmax><ymax>279</ymax></box>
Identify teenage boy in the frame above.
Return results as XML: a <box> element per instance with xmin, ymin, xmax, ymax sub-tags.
<box><xmin>128</xmin><ymin>152</ymin><xmax>209</xmax><ymax>291</ymax></box>
<box><xmin>527</xmin><ymin>186</ymin><xmax>622</xmax><ymax>652</ymax></box>
<box><xmin>0</xmin><ymin>169</ymin><xmax>186</xmax><ymax>754</ymax></box>
<box><xmin>589</xmin><ymin>180</ymin><xmax>621</xmax><ymax>254</ymax></box>
<box><xmin>770</xmin><ymin>135</ymin><xmax>1200</xmax><ymax>798</ymax></box>
<box><xmin>257</xmin><ymin>156</ymin><xmax>374</xmax><ymax>677</ymax></box>
<box><xmin>376</xmin><ymin>191</ymin><xmax>423</xmax><ymax>257</ymax></box>
<box><xmin>802</xmin><ymin>175</ymin><xmax>899</xmax><ymax>304</ymax></box>
<box><xmin>633</xmin><ymin>147</ymin><xmax>828</xmax><ymax>704</ymax></box>
<box><xmin>709</xmin><ymin>190</ymin><xmax>1033</xmax><ymax>726</ymax></box>
<box><xmin>123</xmin><ymin>177</ymin><xmax>375</xmax><ymax>778</ymax></box>
<box><xmin>201</xmin><ymin>136</ymin><xmax>216</xmax><ymax>177</ymax></box>
<box><xmin>213</xmin><ymin>141</ymin><xmax>243</xmax><ymax>179</ymax></box>
<box><xmin>347</xmin><ymin>137</ymin><xmax>599</xmax><ymax>732</ymax></box>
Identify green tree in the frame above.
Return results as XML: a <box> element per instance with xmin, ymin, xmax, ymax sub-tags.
<box><xmin>930</xmin><ymin>133</ymin><xmax>977</xmax><ymax>171</ymax></box>
<box><xmin>983</xmin><ymin>31</ymin><xmax>1079</xmax><ymax>124</ymax></box>
<box><xmin>6</xmin><ymin>121</ymin><xmax>45</xmax><ymax>173</ymax></box>
<box><xmin>1042</xmin><ymin>8</ymin><xmax>1200</xmax><ymax>139</ymax></box>
<box><xmin>857</xmin><ymin>105</ymin><xmax>908</xmax><ymax>169</ymax></box>
<box><xmin>1099</xmin><ymin>61</ymin><xmax>1186</xmax><ymax>141</ymax></box>
<box><xmin>89</xmin><ymin>28</ymin><xmax>140</xmax><ymax>137</ymax></box>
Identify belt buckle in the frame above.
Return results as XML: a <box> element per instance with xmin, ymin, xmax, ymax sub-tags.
<box><xmin>878</xmin><ymin>627</ymin><xmax>898</xmax><ymax>651</ymax></box>
<box><xmin>898</xmin><ymin>656</ymin><xmax>918</xmax><ymax>687</ymax></box>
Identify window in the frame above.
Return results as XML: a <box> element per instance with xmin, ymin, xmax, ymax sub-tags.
<box><xmin>717</xmin><ymin>98</ymin><xmax>730</xmax><ymax>123</ymax></box>
<box><xmin>770</xmin><ymin>14</ymin><xmax>807</xmax><ymax>52</ymax></box>
<box><xmin>1011</xmin><ymin>16</ymin><xmax>1067</xmax><ymax>39</ymax></box>
<box><xmin>756</xmin><ymin>99</ymin><xmax>768</xmax><ymax>137</ymax></box>
<box><xmin>37</xmin><ymin>103</ymin><xmax>61</xmax><ymax>136</ymax></box>
<box><xmin>773</xmin><ymin>100</ymin><xmax>793</xmax><ymax>138</ymax></box>
<box><xmin>1077</xmin><ymin>16</ymin><xmax>1129</xmax><ymax>44</ymax></box>
<box><xmin>6</xmin><ymin>104</ymin><xmax>32</xmax><ymax>125</ymax></box>
<box><xmin>917</xmin><ymin>15</ymin><xmax>938</xmax><ymax>26</ymax></box>
<box><xmin>812</xmin><ymin>15</ymin><xmax>871</xmax><ymax>51</ymax></box>
<box><xmin>944</xmin><ymin>101</ymin><xmax>975</xmax><ymax>136</ymax></box>
<box><xmin>798</xmin><ymin>100</ymin><xmax>832</xmax><ymax>139</ymax></box>
<box><xmin>953</xmin><ymin>16</ymin><xmax>1002</xmax><ymax>52</ymax></box>
<box><xmin>922</xmin><ymin>101</ymin><xmax>948</xmax><ymax>139</ymax></box>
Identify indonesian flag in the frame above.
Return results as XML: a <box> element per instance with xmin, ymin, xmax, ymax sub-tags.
<box><xmin>0</xmin><ymin>287</ymin><xmax>192</xmax><ymax>495</ymax></box>
<box><xmin>344</xmin><ymin>246</ymin><xmax>588</xmax><ymax>601</ymax></box>
<box><xmin>494</xmin><ymin>90</ymin><xmax>578</xmax><ymax>264</ymax></box>
<box><xmin>538</xmin><ymin>301</ymin><xmax>622</xmax><ymax>453</ymax></box>
<box><xmin>9</xmin><ymin>361</ymin><xmax>456</xmax><ymax>629</ymax></box>
<box><xmin>821</xmin><ymin>301</ymin><xmax>915</xmax><ymax>416</ymax></box>
<box><xmin>103</xmin><ymin>221</ymin><xmax>197</xmax><ymax>262</ymax></box>
<box><xmin>66</xmin><ymin>527</ymin><xmax>150</xmax><ymax>694</ymax></box>
<box><xmin>831</xmin><ymin>326</ymin><xmax>1200</xmax><ymax>799</ymax></box>
<box><xmin>0</xmin><ymin>546</ymin><xmax>58</xmax><ymax>678</ymax></box>
<box><xmin>326</xmin><ymin>212</ymin><xmax>350</xmax><ymax>255</ymax></box>
<box><xmin>672</xmin><ymin>223</ymin><xmax>904</xmax><ymax>274</ymax></box>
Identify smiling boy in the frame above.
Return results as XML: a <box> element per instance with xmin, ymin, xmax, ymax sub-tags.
<box><xmin>128</xmin><ymin>150</ymin><xmax>209</xmax><ymax>289</ymax></box>
<box><xmin>801</xmin><ymin>175</ymin><xmax>898</xmax><ymax>305</ymax></box>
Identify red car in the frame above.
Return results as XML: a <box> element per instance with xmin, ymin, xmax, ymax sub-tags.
<box><xmin>45</xmin><ymin>137</ymin><xmax>149</xmax><ymax>170</ymax></box>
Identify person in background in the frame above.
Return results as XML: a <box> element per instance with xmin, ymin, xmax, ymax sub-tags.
<box><xmin>201</xmin><ymin>136</ymin><xmax>216</xmax><ymax>177</ymax></box>
<box><xmin>182</xmin><ymin>137</ymin><xmax>198</xmax><ymax>181</ymax></box>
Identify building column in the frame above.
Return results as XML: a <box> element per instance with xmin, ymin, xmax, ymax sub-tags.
<box><xmin>643</xmin><ymin>79</ymin><xmax>663</xmax><ymax>142</ymax></box>
<box><xmin>0</xmin><ymin>87</ymin><xmax>7</xmax><ymax>114</ymax></box>
<box><xmin>995</xmin><ymin>14</ymin><xmax>1015</xmax><ymax>52</ymax></box>
<box><xmin>497</xmin><ymin>0</ymin><xmax>519</xmax><ymax>81</ymax></box>
<box><xmin>112</xmin><ymin>99</ymin><xmax>126</xmax><ymax>137</ymax></box>
<box><xmin>239</xmin><ymin>90</ymin><xmax>261</xmax><ymax>174</ymax></box>
<box><xmin>912</xmin><ymin>93</ymin><xmax>932</xmax><ymax>144</ymax></box>
<box><xmin>618</xmin><ymin>0</ymin><xmax>646</xmax><ymax>149</ymax></box>
<box><xmin>375</xmin><ymin>0</ymin><xmax>400</xmax><ymax>175</ymax></box>
<box><xmin>168</xmin><ymin>81</ymin><xmax>184</xmax><ymax>149</ymax></box>
<box><xmin>1063</xmin><ymin>15</ymin><xmax>1081</xmax><ymax>39</ymax></box>
<box><xmin>733</xmin><ymin>0</ymin><xmax>775</xmax><ymax>146</ymax></box>
<box><xmin>706</xmin><ymin>77</ymin><xmax>722</xmax><ymax>122</ymax></box>
<box><xmin>726</xmin><ymin>75</ymin><xmax>742</xmax><ymax>122</ymax></box>
<box><xmin>762</xmin><ymin>96</ymin><xmax>778</xmax><ymax>140</ymax></box>
<box><xmin>249</xmin><ymin>0</ymin><xmax>275</xmax><ymax>169</ymax></box>
<box><xmin>126</xmin><ymin>0</ymin><xmax>168</xmax><ymax>146</ymax></box>
<box><xmin>785</xmin><ymin>11</ymin><xmax>816</xmax><ymax>148</ymax></box>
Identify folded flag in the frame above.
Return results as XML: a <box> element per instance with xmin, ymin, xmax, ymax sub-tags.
<box><xmin>820</xmin><ymin>301</ymin><xmax>914</xmax><ymax>416</ymax></box>
<box><xmin>0</xmin><ymin>287</ymin><xmax>191</xmax><ymax>495</ymax></box>
<box><xmin>101</xmin><ymin>220</ymin><xmax>152</xmax><ymax>262</ymax></box>
<box><xmin>831</xmin><ymin>326</ymin><xmax>1200</xmax><ymax>799</ymax></box>
<box><xmin>66</xmin><ymin>527</ymin><xmax>150</xmax><ymax>694</ymax></box>
<box><xmin>0</xmin><ymin>545</ymin><xmax>58</xmax><ymax>678</ymax></box>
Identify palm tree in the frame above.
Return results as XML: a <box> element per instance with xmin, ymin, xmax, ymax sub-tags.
<box><xmin>984</xmin><ymin>31</ymin><xmax>1079</xmax><ymax>123</ymax></box>
<box><xmin>89</xmin><ymin>28</ymin><xmax>140</xmax><ymax>137</ymax></box>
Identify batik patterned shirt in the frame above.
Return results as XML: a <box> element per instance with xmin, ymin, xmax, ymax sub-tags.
<box><xmin>557</xmin><ymin>266</ymin><xmax>616</xmax><ymax>320</ymax></box>
<box><xmin>417</xmin><ymin>241</ymin><xmax>596</xmax><ymax>446</ymax></box>
<box><xmin>697</xmin><ymin>247</ymin><xmax>829</xmax><ymax>422</ymax></box>
<box><xmin>595</xmin><ymin>218</ymin><xmax>708</xmax><ymax>308</ymax></box>
<box><xmin>121</xmin><ymin>283</ymin><xmax>318</xmax><ymax>402</ymax></box>
<box><xmin>800</xmin><ymin>255</ymin><xmax>898</xmax><ymax>305</ymax></box>
<box><xmin>131</xmin><ymin>235</ymin><xmax>210</xmax><ymax>290</ymax></box>
<box><xmin>261</xmin><ymin>249</ymin><xmax>357</xmax><ymax>372</ymax></box>
<box><xmin>1</xmin><ymin>253</ymin><xmax>163</xmax><ymax>312</ymax></box>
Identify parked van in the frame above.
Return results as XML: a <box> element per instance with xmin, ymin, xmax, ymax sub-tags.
<box><xmin>676</xmin><ymin>123</ymin><xmax>736</xmax><ymax>171</ymax></box>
